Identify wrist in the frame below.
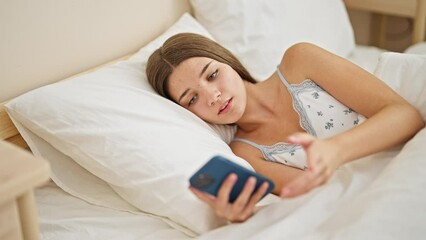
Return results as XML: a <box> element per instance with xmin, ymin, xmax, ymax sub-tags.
<box><xmin>326</xmin><ymin>137</ymin><xmax>348</xmax><ymax>167</ymax></box>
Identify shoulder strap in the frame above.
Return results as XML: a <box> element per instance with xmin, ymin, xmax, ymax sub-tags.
<box><xmin>276</xmin><ymin>65</ymin><xmax>291</xmax><ymax>88</ymax></box>
<box><xmin>232</xmin><ymin>138</ymin><xmax>263</xmax><ymax>151</ymax></box>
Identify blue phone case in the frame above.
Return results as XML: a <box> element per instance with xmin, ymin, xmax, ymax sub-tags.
<box><xmin>189</xmin><ymin>155</ymin><xmax>275</xmax><ymax>203</ymax></box>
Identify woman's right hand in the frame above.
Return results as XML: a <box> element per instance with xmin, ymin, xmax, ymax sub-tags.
<box><xmin>189</xmin><ymin>173</ymin><xmax>270</xmax><ymax>223</ymax></box>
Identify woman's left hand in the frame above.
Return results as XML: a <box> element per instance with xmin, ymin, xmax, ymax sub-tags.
<box><xmin>280</xmin><ymin>132</ymin><xmax>343</xmax><ymax>198</ymax></box>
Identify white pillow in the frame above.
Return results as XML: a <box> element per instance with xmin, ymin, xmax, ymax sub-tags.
<box><xmin>5</xmin><ymin>13</ymin><xmax>252</xmax><ymax>234</ymax></box>
<box><xmin>190</xmin><ymin>0</ymin><xmax>355</xmax><ymax>80</ymax></box>
<box><xmin>373</xmin><ymin>52</ymin><xmax>426</xmax><ymax>120</ymax></box>
<box><xmin>404</xmin><ymin>42</ymin><xmax>426</xmax><ymax>55</ymax></box>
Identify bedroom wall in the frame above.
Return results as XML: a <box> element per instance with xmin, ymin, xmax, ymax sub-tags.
<box><xmin>0</xmin><ymin>0</ymin><xmax>191</xmax><ymax>103</ymax></box>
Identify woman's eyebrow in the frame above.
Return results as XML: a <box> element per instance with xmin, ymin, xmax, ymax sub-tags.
<box><xmin>178</xmin><ymin>89</ymin><xmax>189</xmax><ymax>103</ymax></box>
<box><xmin>199</xmin><ymin>60</ymin><xmax>213</xmax><ymax>78</ymax></box>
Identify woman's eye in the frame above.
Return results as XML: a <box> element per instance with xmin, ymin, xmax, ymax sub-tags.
<box><xmin>208</xmin><ymin>69</ymin><xmax>218</xmax><ymax>81</ymax></box>
<box><xmin>188</xmin><ymin>95</ymin><xmax>198</xmax><ymax>107</ymax></box>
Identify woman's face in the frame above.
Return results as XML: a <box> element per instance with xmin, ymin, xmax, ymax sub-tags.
<box><xmin>168</xmin><ymin>57</ymin><xmax>247</xmax><ymax>124</ymax></box>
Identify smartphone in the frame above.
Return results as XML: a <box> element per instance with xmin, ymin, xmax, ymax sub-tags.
<box><xmin>189</xmin><ymin>155</ymin><xmax>275</xmax><ymax>203</ymax></box>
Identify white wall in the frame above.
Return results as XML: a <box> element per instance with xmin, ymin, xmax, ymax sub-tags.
<box><xmin>0</xmin><ymin>0</ymin><xmax>191</xmax><ymax>102</ymax></box>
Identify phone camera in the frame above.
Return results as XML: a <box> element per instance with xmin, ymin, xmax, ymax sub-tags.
<box><xmin>193</xmin><ymin>173</ymin><xmax>214</xmax><ymax>188</ymax></box>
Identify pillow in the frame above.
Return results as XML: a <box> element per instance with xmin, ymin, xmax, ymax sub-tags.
<box><xmin>404</xmin><ymin>42</ymin><xmax>426</xmax><ymax>55</ymax></box>
<box><xmin>5</xmin><ymin>13</ymin><xmax>255</xmax><ymax>234</ymax></box>
<box><xmin>190</xmin><ymin>0</ymin><xmax>356</xmax><ymax>80</ymax></box>
<box><xmin>373</xmin><ymin>52</ymin><xmax>426</xmax><ymax>120</ymax></box>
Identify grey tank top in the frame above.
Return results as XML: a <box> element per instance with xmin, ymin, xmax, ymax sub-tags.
<box><xmin>232</xmin><ymin>67</ymin><xmax>365</xmax><ymax>170</ymax></box>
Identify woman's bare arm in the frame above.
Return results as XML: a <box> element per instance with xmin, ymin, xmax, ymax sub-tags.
<box><xmin>281</xmin><ymin>42</ymin><xmax>424</xmax><ymax>166</ymax></box>
<box><xmin>278</xmin><ymin>43</ymin><xmax>425</xmax><ymax>197</ymax></box>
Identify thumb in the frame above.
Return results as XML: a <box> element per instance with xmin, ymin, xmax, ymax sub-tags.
<box><xmin>288</xmin><ymin>132</ymin><xmax>317</xmax><ymax>172</ymax></box>
<box><xmin>287</xmin><ymin>132</ymin><xmax>315</xmax><ymax>148</ymax></box>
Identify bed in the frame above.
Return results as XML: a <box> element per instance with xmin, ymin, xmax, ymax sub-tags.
<box><xmin>1</xmin><ymin>0</ymin><xmax>426</xmax><ymax>239</ymax></box>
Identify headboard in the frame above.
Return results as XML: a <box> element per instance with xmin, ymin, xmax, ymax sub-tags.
<box><xmin>0</xmin><ymin>0</ymin><xmax>192</xmax><ymax>148</ymax></box>
<box><xmin>1</xmin><ymin>0</ymin><xmax>425</xmax><ymax>149</ymax></box>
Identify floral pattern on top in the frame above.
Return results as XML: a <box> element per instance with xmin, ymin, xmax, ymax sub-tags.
<box><xmin>232</xmin><ymin>67</ymin><xmax>366</xmax><ymax>171</ymax></box>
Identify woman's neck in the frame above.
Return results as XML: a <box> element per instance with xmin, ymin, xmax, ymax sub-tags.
<box><xmin>236</xmin><ymin>78</ymin><xmax>284</xmax><ymax>133</ymax></box>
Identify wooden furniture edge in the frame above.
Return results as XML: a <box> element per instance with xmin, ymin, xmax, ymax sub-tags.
<box><xmin>414</xmin><ymin>0</ymin><xmax>426</xmax><ymax>43</ymax></box>
<box><xmin>0</xmin><ymin>102</ymin><xmax>25</xmax><ymax>146</ymax></box>
<box><xmin>0</xmin><ymin>140</ymin><xmax>51</xmax><ymax>240</ymax></box>
<box><xmin>345</xmin><ymin>0</ymin><xmax>426</xmax><ymax>46</ymax></box>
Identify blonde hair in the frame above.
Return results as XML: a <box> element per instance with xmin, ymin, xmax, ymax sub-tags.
<box><xmin>146</xmin><ymin>33</ymin><xmax>256</xmax><ymax>100</ymax></box>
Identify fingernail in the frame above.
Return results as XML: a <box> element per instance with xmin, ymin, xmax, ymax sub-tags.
<box><xmin>281</xmin><ymin>188</ymin><xmax>291</xmax><ymax>197</ymax></box>
<box><xmin>248</xmin><ymin>176</ymin><xmax>256</xmax><ymax>184</ymax></box>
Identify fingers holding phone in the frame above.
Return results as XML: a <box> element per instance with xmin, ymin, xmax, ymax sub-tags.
<box><xmin>188</xmin><ymin>173</ymin><xmax>239</xmax><ymax>208</ymax></box>
<box><xmin>189</xmin><ymin>156</ymin><xmax>274</xmax><ymax>222</ymax></box>
<box><xmin>190</xmin><ymin>173</ymin><xmax>270</xmax><ymax>222</ymax></box>
<box><xmin>225</xmin><ymin>175</ymin><xmax>270</xmax><ymax>222</ymax></box>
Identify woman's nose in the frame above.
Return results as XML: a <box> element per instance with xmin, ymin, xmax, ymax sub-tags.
<box><xmin>208</xmin><ymin>90</ymin><xmax>221</xmax><ymax>106</ymax></box>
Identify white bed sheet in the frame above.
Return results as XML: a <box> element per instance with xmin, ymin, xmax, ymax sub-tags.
<box><xmin>198</xmin><ymin>130</ymin><xmax>426</xmax><ymax>240</ymax></box>
<box><xmin>34</xmin><ymin>44</ymin><xmax>425</xmax><ymax>239</ymax></box>
<box><xmin>36</xmin><ymin>181</ymin><xmax>191</xmax><ymax>240</ymax></box>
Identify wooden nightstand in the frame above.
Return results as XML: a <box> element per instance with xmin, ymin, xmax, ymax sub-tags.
<box><xmin>0</xmin><ymin>141</ymin><xmax>50</xmax><ymax>240</ymax></box>
<box><xmin>344</xmin><ymin>0</ymin><xmax>426</xmax><ymax>47</ymax></box>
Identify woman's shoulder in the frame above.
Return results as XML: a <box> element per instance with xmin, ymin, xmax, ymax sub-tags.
<box><xmin>230</xmin><ymin>139</ymin><xmax>264</xmax><ymax>165</ymax></box>
<box><xmin>278</xmin><ymin>42</ymin><xmax>311</xmax><ymax>84</ymax></box>
<box><xmin>282</xmin><ymin>42</ymin><xmax>320</xmax><ymax>61</ymax></box>
<box><xmin>278</xmin><ymin>42</ymin><xmax>320</xmax><ymax>85</ymax></box>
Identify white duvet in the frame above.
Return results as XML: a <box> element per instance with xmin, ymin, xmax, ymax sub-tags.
<box><xmin>198</xmin><ymin>52</ymin><xmax>426</xmax><ymax>239</ymax></box>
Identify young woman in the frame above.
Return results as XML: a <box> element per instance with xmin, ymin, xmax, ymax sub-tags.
<box><xmin>146</xmin><ymin>33</ymin><xmax>424</xmax><ymax>223</ymax></box>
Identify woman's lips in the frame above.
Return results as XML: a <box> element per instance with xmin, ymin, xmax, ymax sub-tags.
<box><xmin>218</xmin><ymin>98</ymin><xmax>233</xmax><ymax>115</ymax></box>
